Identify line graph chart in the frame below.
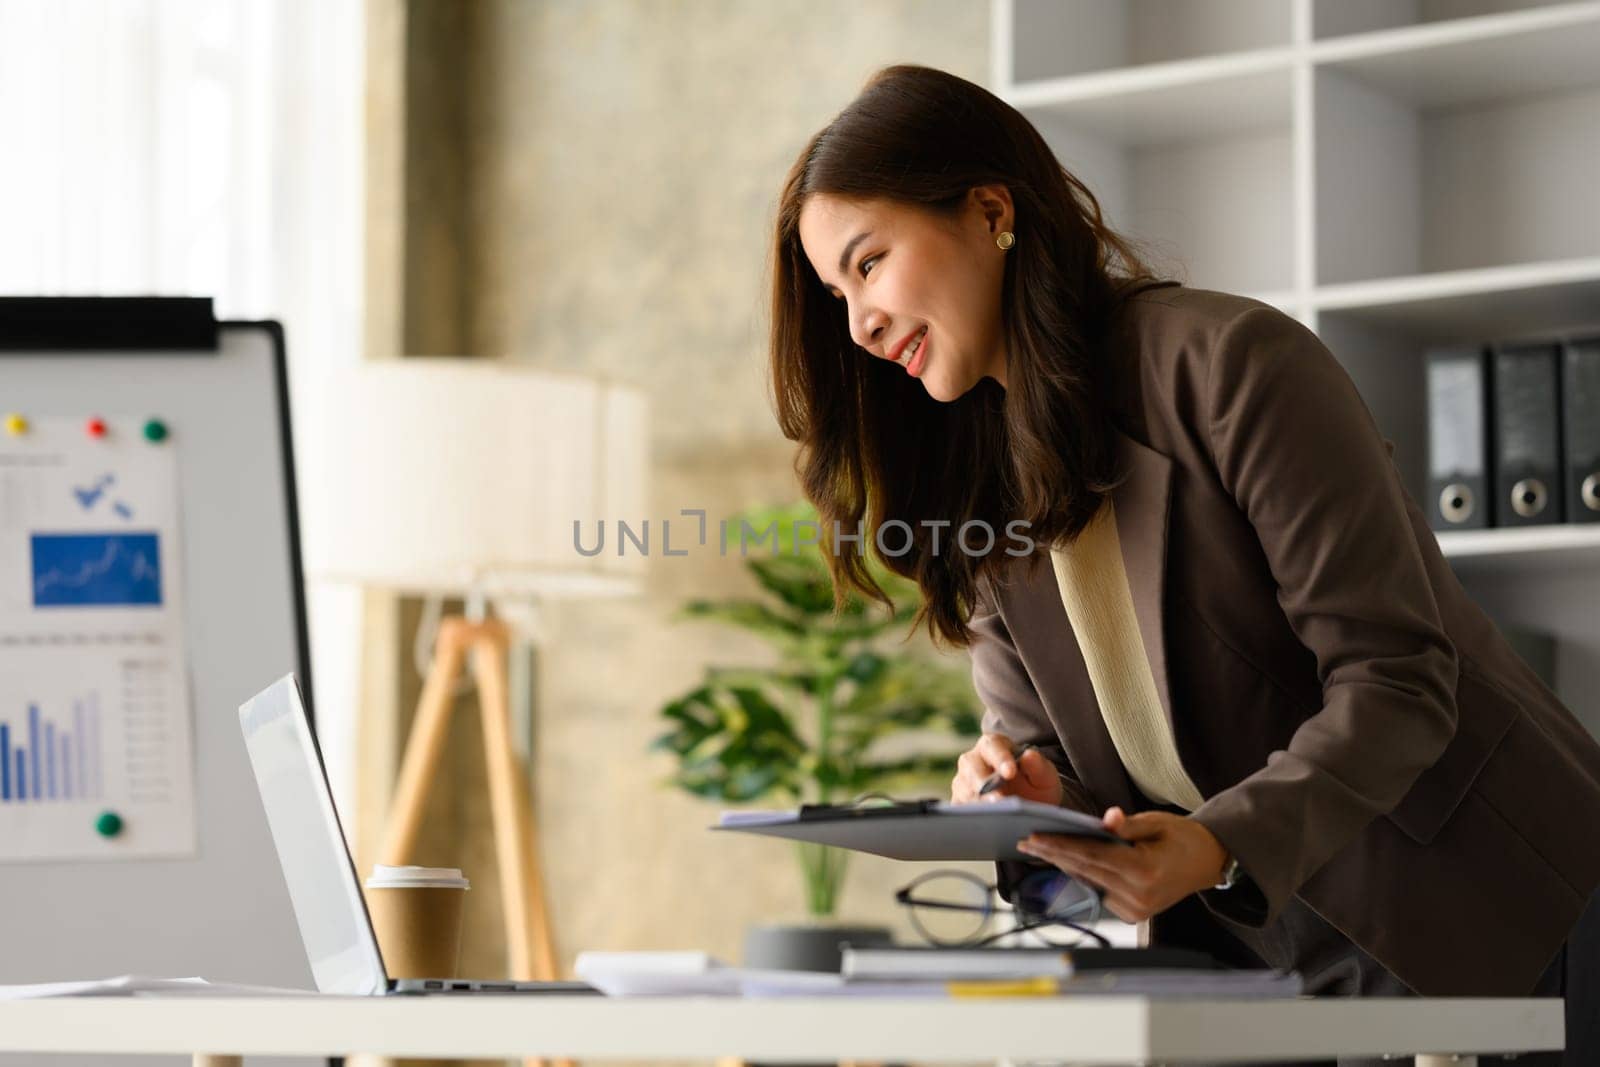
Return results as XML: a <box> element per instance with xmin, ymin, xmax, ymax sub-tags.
<box><xmin>30</xmin><ymin>533</ymin><xmax>163</xmax><ymax>607</ymax></box>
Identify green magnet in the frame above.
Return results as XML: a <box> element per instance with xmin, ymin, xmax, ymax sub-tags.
<box><xmin>95</xmin><ymin>811</ymin><xmax>124</xmax><ymax>838</ymax></box>
<box><xmin>142</xmin><ymin>419</ymin><xmax>168</xmax><ymax>443</ymax></box>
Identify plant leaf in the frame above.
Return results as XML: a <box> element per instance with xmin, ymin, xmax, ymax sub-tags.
<box><xmin>678</xmin><ymin>599</ymin><xmax>806</xmax><ymax>642</ymax></box>
<box><xmin>835</xmin><ymin>752</ymin><xmax>968</xmax><ymax>796</ymax></box>
<box><xmin>746</xmin><ymin>554</ymin><xmax>836</xmax><ymax>616</ymax></box>
<box><xmin>654</xmin><ymin>680</ymin><xmax>808</xmax><ymax>802</ymax></box>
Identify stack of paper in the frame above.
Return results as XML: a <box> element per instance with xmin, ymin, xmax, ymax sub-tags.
<box><xmin>573</xmin><ymin>951</ymin><xmax>1303</xmax><ymax>999</ymax></box>
<box><xmin>840</xmin><ymin>946</ymin><xmax>1302</xmax><ymax>999</ymax></box>
<box><xmin>1058</xmin><ymin>970</ymin><xmax>1304</xmax><ymax>998</ymax></box>
<box><xmin>842</xmin><ymin>946</ymin><xmax>1078</xmax><ymax>981</ymax></box>
<box><xmin>572</xmin><ymin>952</ymin><xmax>743</xmax><ymax>996</ymax></box>
<box><xmin>0</xmin><ymin>975</ymin><xmax>319</xmax><ymax>1000</ymax></box>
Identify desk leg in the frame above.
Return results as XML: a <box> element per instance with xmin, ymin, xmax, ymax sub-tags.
<box><xmin>193</xmin><ymin>1057</ymin><xmax>242</xmax><ymax>1067</ymax></box>
<box><xmin>1415</xmin><ymin>1056</ymin><xmax>1476</xmax><ymax>1066</ymax></box>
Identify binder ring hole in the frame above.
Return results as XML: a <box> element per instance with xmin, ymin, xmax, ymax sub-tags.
<box><xmin>1510</xmin><ymin>478</ymin><xmax>1547</xmax><ymax>518</ymax></box>
<box><xmin>1439</xmin><ymin>483</ymin><xmax>1475</xmax><ymax>524</ymax></box>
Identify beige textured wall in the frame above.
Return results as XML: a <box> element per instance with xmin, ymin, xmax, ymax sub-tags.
<box><xmin>385</xmin><ymin>0</ymin><xmax>995</xmax><ymax>979</ymax></box>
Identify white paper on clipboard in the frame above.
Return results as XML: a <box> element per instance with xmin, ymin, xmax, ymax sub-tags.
<box><xmin>712</xmin><ymin>796</ymin><xmax>1129</xmax><ymax>861</ymax></box>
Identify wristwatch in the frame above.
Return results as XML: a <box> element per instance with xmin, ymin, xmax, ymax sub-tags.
<box><xmin>1213</xmin><ymin>852</ymin><xmax>1242</xmax><ymax>891</ymax></box>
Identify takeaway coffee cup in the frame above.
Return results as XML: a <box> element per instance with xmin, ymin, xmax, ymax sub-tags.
<box><xmin>363</xmin><ymin>865</ymin><xmax>470</xmax><ymax>979</ymax></box>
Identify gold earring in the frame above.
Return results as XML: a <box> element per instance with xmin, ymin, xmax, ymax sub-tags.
<box><xmin>996</xmin><ymin>231</ymin><xmax>1015</xmax><ymax>250</ymax></box>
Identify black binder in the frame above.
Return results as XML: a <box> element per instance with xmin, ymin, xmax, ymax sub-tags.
<box><xmin>1425</xmin><ymin>345</ymin><xmax>1493</xmax><ymax>530</ymax></box>
<box><xmin>1492</xmin><ymin>342</ymin><xmax>1564</xmax><ymax>527</ymax></box>
<box><xmin>1562</xmin><ymin>335</ymin><xmax>1600</xmax><ymax>525</ymax></box>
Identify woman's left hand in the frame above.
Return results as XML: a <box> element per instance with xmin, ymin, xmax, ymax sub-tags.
<box><xmin>1016</xmin><ymin>807</ymin><xmax>1230</xmax><ymax>924</ymax></box>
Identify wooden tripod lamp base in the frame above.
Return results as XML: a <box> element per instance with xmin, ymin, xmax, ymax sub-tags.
<box><xmin>378</xmin><ymin>616</ymin><xmax>559</xmax><ymax>984</ymax></box>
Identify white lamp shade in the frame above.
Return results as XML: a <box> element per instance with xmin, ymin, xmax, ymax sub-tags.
<box><xmin>300</xmin><ymin>359</ymin><xmax>648</xmax><ymax>600</ymax></box>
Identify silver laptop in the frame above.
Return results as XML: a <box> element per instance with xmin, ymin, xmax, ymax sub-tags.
<box><xmin>238</xmin><ymin>673</ymin><xmax>595</xmax><ymax>996</ymax></box>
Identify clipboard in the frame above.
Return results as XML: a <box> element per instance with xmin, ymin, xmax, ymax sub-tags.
<box><xmin>711</xmin><ymin>796</ymin><xmax>1130</xmax><ymax>861</ymax></box>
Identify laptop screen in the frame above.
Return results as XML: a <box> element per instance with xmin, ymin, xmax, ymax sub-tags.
<box><xmin>239</xmin><ymin>674</ymin><xmax>388</xmax><ymax>995</ymax></box>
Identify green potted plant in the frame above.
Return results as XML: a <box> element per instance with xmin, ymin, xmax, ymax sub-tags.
<box><xmin>652</xmin><ymin>501</ymin><xmax>983</xmax><ymax>969</ymax></box>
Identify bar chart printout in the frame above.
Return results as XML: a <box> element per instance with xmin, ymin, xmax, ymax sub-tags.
<box><xmin>0</xmin><ymin>415</ymin><xmax>197</xmax><ymax>860</ymax></box>
<box><xmin>0</xmin><ymin>695</ymin><xmax>104</xmax><ymax>803</ymax></box>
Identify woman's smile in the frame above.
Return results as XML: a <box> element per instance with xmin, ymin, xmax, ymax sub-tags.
<box><xmin>905</xmin><ymin>325</ymin><xmax>930</xmax><ymax>376</ymax></box>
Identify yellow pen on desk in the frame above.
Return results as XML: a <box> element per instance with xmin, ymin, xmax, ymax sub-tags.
<box><xmin>946</xmin><ymin>976</ymin><xmax>1062</xmax><ymax>997</ymax></box>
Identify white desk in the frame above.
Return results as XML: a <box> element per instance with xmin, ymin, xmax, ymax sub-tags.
<box><xmin>0</xmin><ymin>994</ymin><xmax>1564</xmax><ymax>1065</ymax></box>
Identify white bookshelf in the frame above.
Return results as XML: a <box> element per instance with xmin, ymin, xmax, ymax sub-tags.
<box><xmin>992</xmin><ymin>0</ymin><xmax>1600</xmax><ymax>732</ymax></box>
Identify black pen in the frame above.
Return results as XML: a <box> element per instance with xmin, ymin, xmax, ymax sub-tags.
<box><xmin>977</xmin><ymin>742</ymin><xmax>1036</xmax><ymax>796</ymax></box>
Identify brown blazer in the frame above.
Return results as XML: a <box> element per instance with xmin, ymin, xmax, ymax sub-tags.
<box><xmin>972</xmin><ymin>283</ymin><xmax>1600</xmax><ymax>996</ymax></box>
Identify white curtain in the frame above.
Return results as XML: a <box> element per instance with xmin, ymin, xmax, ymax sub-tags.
<box><xmin>0</xmin><ymin>0</ymin><xmax>367</xmax><ymax>821</ymax></box>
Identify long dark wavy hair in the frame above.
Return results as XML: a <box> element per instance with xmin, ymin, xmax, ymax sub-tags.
<box><xmin>769</xmin><ymin>64</ymin><xmax>1175</xmax><ymax>650</ymax></box>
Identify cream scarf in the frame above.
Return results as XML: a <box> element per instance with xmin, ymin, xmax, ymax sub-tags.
<box><xmin>1049</xmin><ymin>498</ymin><xmax>1205</xmax><ymax>812</ymax></box>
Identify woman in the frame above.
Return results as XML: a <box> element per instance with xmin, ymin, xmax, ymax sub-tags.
<box><xmin>768</xmin><ymin>64</ymin><xmax>1600</xmax><ymax>1065</ymax></box>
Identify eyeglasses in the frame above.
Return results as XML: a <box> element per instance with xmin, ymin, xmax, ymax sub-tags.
<box><xmin>894</xmin><ymin>867</ymin><xmax>1110</xmax><ymax>948</ymax></box>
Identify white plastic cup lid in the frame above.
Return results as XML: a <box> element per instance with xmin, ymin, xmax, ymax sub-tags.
<box><xmin>365</xmin><ymin>864</ymin><xmax>470</xmax><ymax>890</ymax></box>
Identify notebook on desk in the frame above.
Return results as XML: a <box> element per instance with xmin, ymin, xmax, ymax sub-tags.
<box><xmin>238</xmin><ymin>674</ymin><xmax>596</xmax><ymax>997</ymax></box>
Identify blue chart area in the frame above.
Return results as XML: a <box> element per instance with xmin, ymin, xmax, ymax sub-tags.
<box><xmin>30</xmin><ymin>533</ymin><xmax>163</xmax><ymax>607</ymax></box>
<box><xmin>0</xmin><ymin>696</ymin><xmax>103</xmax><ymax>803</ymax></box>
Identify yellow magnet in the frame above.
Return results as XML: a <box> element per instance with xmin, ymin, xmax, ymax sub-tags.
<box><xmin>4</xmin><ymin>414</ymin><xmax>27</xmax><ymax>436</ymax></box>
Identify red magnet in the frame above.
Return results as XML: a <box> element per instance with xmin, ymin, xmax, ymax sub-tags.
<box><xmin>87</xmin><ymin>417</ymin><xmax>108</xmax><ymax>439</ymax></box>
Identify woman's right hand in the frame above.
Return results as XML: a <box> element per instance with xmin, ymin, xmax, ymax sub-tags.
<box><xmin>951</xmin><ymin>733</ymin><xmax>1064</xmax><ymax>806</ymax></box>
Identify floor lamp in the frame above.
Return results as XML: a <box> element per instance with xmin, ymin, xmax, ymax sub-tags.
<box><xmin>381</xmin><ymin>613</ymin><xmax>554</xmax><ymax>981</ymax></box>
<box><xmin>304</xmin><ymin>360</ymin><xmax>647</xmax><ymax>997</ymax></box>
